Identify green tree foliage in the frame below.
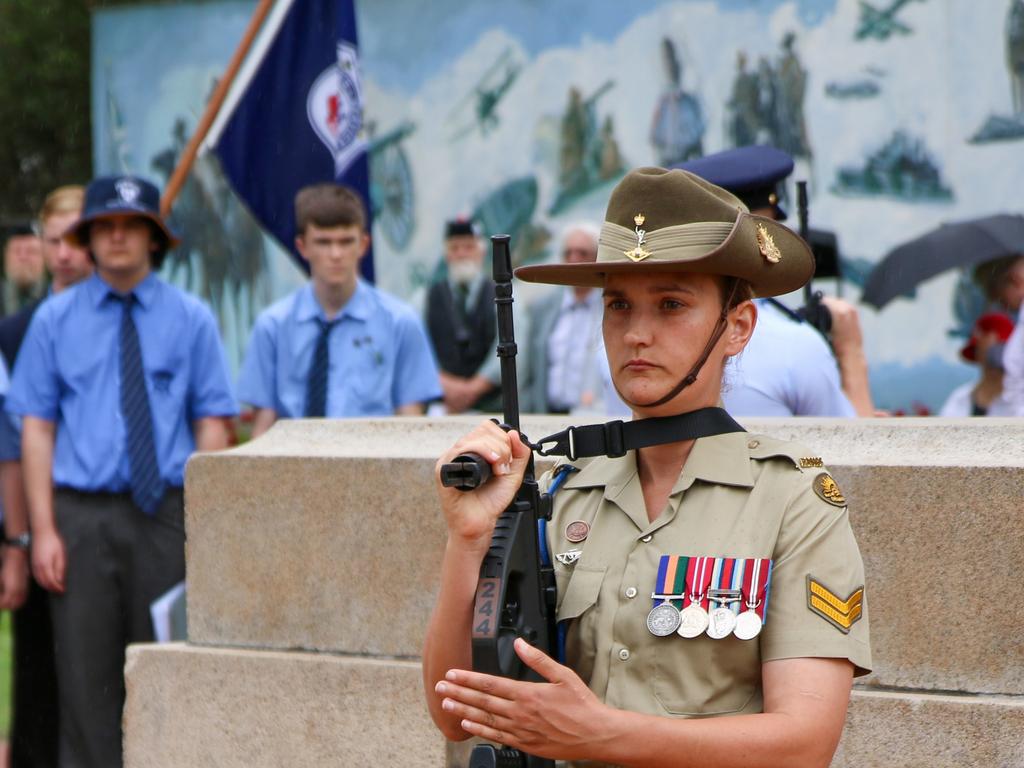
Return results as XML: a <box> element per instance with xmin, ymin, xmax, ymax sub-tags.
<box><xmin>0</xmin><ymin>0</ymin><xmax>92</xmax><ymax>222</ymax></box>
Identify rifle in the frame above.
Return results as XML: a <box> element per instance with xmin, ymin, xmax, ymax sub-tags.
<box><xmin>439</xmin><ymin>234</ymin><xmax>557</xmax><ymax>768</ymax></box>
<box><xmin>795</xmin><ymin>180</ymin><xmax>833</xmax><ymax>337</ymax></box>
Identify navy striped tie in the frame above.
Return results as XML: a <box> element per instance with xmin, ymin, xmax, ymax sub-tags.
<box><xmin>118</xmin><ymin>294</ymin><xmax>164</xmax><ymax>515</ymax></box>
<box><xmin>304</xmin><ymin>318</ymin><xmax>340</xmax><ymax>418</ymax></box>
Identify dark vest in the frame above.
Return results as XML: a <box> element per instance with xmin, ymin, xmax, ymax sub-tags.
<box><xmin>0</xmin><ymin>299</ymin><xmax>42</xmax><ymax>370</ymax></box>
<box><xmin>425</xmin><ymin>279</ymin><xmax>496</xmax><ymax>379</ymax></box>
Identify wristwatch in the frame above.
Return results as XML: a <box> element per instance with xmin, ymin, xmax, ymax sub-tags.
<box><xmin>4</xmin><ymin>533</ymin><xmax>30</xmax><ymax>550</ymax></box>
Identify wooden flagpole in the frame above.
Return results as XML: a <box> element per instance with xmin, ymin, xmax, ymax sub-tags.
<box><xmin>160</xmin><ymin>0</ymin><xmax>277</xmax><ymax>216</ymax></box>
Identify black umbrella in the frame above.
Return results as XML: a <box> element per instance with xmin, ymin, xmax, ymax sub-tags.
<box><xmin>861</xmin><ymin>213</ymin><xmax>1024</xmax><ymax>309</ymax></box>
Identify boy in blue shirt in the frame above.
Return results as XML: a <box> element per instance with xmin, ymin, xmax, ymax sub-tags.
<box><xmin>6</xmin><ymin>175</ymin><xmax>237</xmax><ymax>768</ymax></box>
<box><xmin>238</xmin><ymin>183</ymin><xmax>440</xmax><ymax>437</ymax></box>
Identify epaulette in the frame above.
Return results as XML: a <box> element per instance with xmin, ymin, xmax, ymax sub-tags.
<box><xmin>745</xmin><ymin>433</ymin><xmax>825</xmax><ymax>472</ymax></box>
<box><xmin>747</xmin><ymin>435</ymin><xmax>848</xmax><ymax>507</ymax></box>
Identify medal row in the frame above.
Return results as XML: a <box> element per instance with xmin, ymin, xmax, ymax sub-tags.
<box><xmin>647</xmin><ymin>598</ymin><xmax>764</xmax><ymax>640</ymax></box>
<box><xmin>647</xmin><ymin>555</ymin><xmax>773</xmax><ymax>641</ymax></box>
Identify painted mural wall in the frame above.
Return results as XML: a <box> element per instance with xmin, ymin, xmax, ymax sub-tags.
<box><xmin>93</xmin><ymin>0</ymin><xmax>1024</xmax><ymax>412</ymax></box>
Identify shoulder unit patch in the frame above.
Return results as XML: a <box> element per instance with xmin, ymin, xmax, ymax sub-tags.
<box><xmin>807</xmin><ymin>576</ymin><xmax>863</xmax><ymax>633</ymax></box>
<box><xmin>813</xmin><ymin>472</ymin><xmax>847</xmax><ymax>507</ymax></box>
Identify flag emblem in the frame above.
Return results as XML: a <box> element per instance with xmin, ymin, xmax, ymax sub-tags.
<box><xmin>307</xmin><ymin>41</ymin><xmax>366</xmax><ymax>176</ymax></box>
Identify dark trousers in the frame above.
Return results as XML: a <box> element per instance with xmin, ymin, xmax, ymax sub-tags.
<box><xmin>50</xmin><ymin>488</ymin><xmax>185</xmax><ymax>768</ymax></box>
<box><xmin>10</xmin><ymin>577</ymin><xmax>59</xmax><ymax>768</ymax></box>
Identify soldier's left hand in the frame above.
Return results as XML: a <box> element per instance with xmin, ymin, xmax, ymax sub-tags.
<box><xmin>436</xmin><ymin>638</ymin><xmax>613</xmax><ymax>761</ymax></box>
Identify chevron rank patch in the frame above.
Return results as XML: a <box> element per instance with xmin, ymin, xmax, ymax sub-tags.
<box><xmin>813</xmin><ymin>472</ymin><xmax>847</xmax><ymax>507</ymax></box>
<box><xmin>807</xmin><ymin>576</ymin><xmax>863</xmax><ymax>634</ymax></box>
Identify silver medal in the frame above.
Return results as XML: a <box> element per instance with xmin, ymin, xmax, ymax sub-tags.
<box><xmin>734</xmin><ymin>609</ymin><xmax>763</xmax><ymax>640</ymax></box>
<box><xmin>647</xmin><ymin>603</ymin><xmax>682</xmax><ymax>637</ymax></box>
<box><xmin>676</xmin><ymin>603</ymin><xmax>709</xmax><ymax>638</ymax></box>
<box><xmin>706</xmin><ymin>606</ymin><xmax>737</xmax><ymax>639</ymax></box>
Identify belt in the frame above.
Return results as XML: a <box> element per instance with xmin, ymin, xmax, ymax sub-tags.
<box><xmin>55</xmin><ymin>486</ymin><xmax>184</xmax><ymax>499</ymax></box>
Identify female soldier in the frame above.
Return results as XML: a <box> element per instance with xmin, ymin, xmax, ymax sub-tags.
<box><xmin>423</xmin><ymin>168</ymin><xmax>871</xmax><ymax>767</ymax></box>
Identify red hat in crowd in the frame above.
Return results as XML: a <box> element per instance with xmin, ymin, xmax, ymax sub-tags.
<box><xmin>960</xmin><ymin>312</ymin><xmax>1015</xmax><ymax>362</ymax></box>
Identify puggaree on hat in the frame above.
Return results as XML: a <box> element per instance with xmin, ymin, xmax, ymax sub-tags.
<box><xmin>516</xmin><ymin>167</ymin><xmax>813</xmax><ymax>298</ymax></box>
<box><xmin>64</xmin><ymin>175</ymin><xmax>180</xmax><ymax>250</ymax></box>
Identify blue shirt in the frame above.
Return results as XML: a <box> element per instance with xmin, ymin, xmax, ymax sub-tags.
<box><xmin>238</xmin><ymin>280</ymin><xmax>441</xmax><ymax>417</ymax></box>
<box><xmin>5</xmin><ymin>273</ymin><xmax>238</xmax><ymax>490</ymax></box>
<box><xmin>723</xmin><ymin>300</ymin><xmax>856</xmax><ymax>417</ymax></box>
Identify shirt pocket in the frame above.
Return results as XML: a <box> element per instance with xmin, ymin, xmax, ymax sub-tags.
<box><xmin>557</xmin><ymin>564</ymin><xmax>605</xmax><ymax>681</ymax></box>
<box><xmin>652</xmin><ymin>632</ymin><xmax>760</xmax><ymax>717</ymax></box>
<box><xmin>346</xmin><ymin>341</ymin><xmax>391</xmax><ymax>411</ymax></box>
<box><xmin>147</xmin><ymin>354</ymin><xmax>187</xmax><ymax>402</ymax></box>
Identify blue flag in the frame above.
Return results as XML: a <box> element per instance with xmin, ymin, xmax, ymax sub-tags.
<box><xmin>212</xmin><ymin>0</ymin><xmax>373</xmax><ymax>280</ymax></box>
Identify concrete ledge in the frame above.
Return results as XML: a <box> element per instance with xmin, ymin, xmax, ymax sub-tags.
<box><xmin>834</xmin><ymin>688</ymin><xmax>1024</xmax><ymax>767</ymax></box>
<box><xmin>185</xmin><ymin>418</ymin><xmax>1024</xmax><ymax>694</ymax></box>
<box><xmin>216</xmin><ymin>416</ymin><xmax>1024</xmax><ymax>466</ymax></box>
<box><xmin>122</xmin><ymin>643</ymin><xmax>1024</xmax><ymax>768</ymax></box>
<box><xmin>123</xmin><ymin>643</ymin><xmax>444</xmax><ymax>768</ymax></box>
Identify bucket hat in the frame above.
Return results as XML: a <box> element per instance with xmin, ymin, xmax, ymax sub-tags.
<box><xmin>64</xmin><ymin>175</ymin><xmax>179</xmax><ymax>250</ymax></box>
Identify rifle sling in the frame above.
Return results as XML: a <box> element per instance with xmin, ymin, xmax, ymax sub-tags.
<box><xmin>531</xmin><ymin>406</ymin><xmax>745</xmax><ymax>461</ymax></box>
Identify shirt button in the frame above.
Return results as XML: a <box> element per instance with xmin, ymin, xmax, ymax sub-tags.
<box><xmin>641</xmin><ymin>534</ymin><xmax>653</xmax><ymax>543</ymax></box>
<box><xmin>625</xmin><ymin>587</ymin><xmax>637</xmax><ymax>599</ymax></box>
<box><xmin>748</xmin><ymin>439</ymin><xmax>760</xmax><ymax>449</ymax></box>
<box><xmin>618</xmin><ymin>648</ymin><xmax>631</xmax><ymax>661</ymax></box>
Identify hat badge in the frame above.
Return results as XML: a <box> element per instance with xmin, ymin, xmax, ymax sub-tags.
<box><xmin>115</xmin><ymin>178</ymin><xmax>141</xmax><ymax>204</ymax></box>
<box><xmin>625</xmin><ymin>213</ymin><xmax>651</xmax><ymax>262</ymax></box>
<box><xmin>756</xmin><ymin>223</ymin><xmax>782</xmax><ymax>264</ymax></box>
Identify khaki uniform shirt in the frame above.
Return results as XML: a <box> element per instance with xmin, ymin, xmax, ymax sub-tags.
<box><xmin>544</xmin><ymin>431</ymin><xmax>871</xmax><ymax>765</ymax></box>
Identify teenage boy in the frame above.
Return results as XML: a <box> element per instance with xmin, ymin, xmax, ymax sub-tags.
<box><xmin>239</xmin><ymin>183</ymin><xmax>440</xmax><ymax>437</ymax></box>
<box><xmin>6</xmin><ymin>175</ymin><xmax>237</xmax><ymax>768</ymax></box>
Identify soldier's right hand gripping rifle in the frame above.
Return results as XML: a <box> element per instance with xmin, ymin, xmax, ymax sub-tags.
<box><xmin>437</xmin><ymin>235</ymin><xmax>747</xmax><ymax>767</ymax></box>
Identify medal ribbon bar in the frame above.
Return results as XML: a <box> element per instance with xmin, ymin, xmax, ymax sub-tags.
<box><xmin>653</xmin><ymin>554</ymin><xmax>689</xmax><ymax>609</ymax></box>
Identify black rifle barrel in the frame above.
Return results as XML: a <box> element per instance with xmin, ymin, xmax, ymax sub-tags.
<box><xmin>797</xmin><ymin>180</ymin><xmax>810</xmax><ymax>305</ymax></box>
<box><xmin>439</xmin><ymin>235</ymin><xmax>517</xmax><ymax>491</ymax></box>
<box><xmin>492</xmin><ymin>234</ymin><xmax>521</xmax><ymax>432</ymax></box>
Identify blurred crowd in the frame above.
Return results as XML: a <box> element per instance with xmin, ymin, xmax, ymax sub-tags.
<box><xmin>0</xmin><ymin>142</ymin><xmax>1020</xmax><ymax>768</ymax></box>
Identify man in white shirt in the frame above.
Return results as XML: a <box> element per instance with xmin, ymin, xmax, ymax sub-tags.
<box><xmin>520</xmin><ymin>224</ymin><xmax>604</xmax><ymax>414</ymax></box>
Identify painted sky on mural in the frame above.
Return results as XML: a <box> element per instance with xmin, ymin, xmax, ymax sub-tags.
<box><xmin>89</xmin><ymin>0</ymin><xmax>1022</xmax><ymax>411</ymax></box>
<box><xmin>359</xmin><ymin>0</ymin><xmax>837</xmax><ymax>93</ymax></box>
<box><xmin>358</xmin><ymin>0</ymin><xmax>1022</xmax><ymax>411</ymax></box>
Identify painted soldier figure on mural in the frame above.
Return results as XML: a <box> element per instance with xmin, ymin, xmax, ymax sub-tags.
<box><xmin>728</xmin><ymin>51</ymin><xmax>760</xmax><ymax>147</ymax></box>
<box><xmin>551</xmin><ymin>80</ymin><xmax>621</xmax><ymax>213</ymax></box>
<box><xmin>738</xmin><ymin>36</ymin><xmax>812</xmax><ymax>159</ymax></box>
<box><xmin>1009</xmin><ymin>0</ymin><xmax>1024</xmax><ymax>114</ymax></box>
<box><xmin>649</xmin><ymin>38</ymin><xmax>705</xmax><ymax>165</ymax></box>
<box><xmin>775</xmin><ymin>33</ymin><xmax>812</xmax><ymax>159</ymax></box>
<box><xmin>558</xmin><ymin>87</ymin><xmax>588</xmax><ymax>193</ymax></box>
<box><xmin>755</xmin><ymin>56</ymin><xmax>778</xmax><ymax>145</ymax></box>
<box><xmin>599</xmin><ymin>115</ymin><xmax>624</xmax><ymax>180</ymax></box>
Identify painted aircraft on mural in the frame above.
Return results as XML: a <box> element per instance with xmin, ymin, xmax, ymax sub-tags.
<box><xmin>855</xmin><ymin>0</ymin><xmax>925</xmax><ymax>41</ymax></box>
<box><xmin>446</xmin><ymin>48</ymin><xmax>521</xmax><ymax>141</ymax></box>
